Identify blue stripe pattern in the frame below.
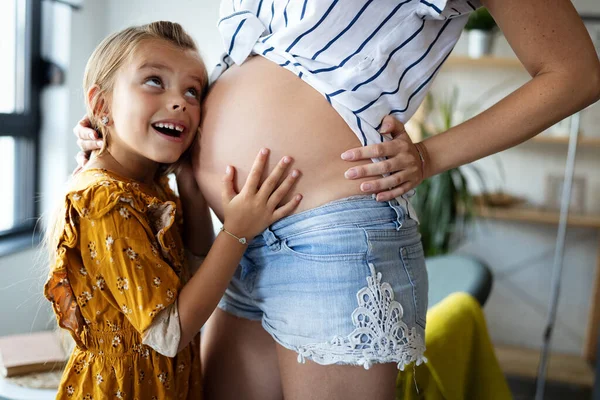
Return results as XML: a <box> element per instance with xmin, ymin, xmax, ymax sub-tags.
<box><xmin>218</xmin><ymin>10</ymin><xmax>253</xmax><ymax>26</ymax></box>
<box><xmin>228</xmin><ymin>19</ymin><xmax>247</xmax><ymax>55</ymax></box>
<box><xmin>311</xmin><ymin>0</ymin><xmax>373</xmax><ymax>60</ymax></box>
<box><xmin>214</xmin><ymin>0</ymin><xmax>481</xmax><ymax>163</ymax></box>
<box><xmin>420</xmin><ymin>0</ymin><xmax>441</xmax><ymax>14</ymax></box>
<box><xmin>283</xmin><ymin>0</ymin><xmax>290</xmax><ymax>26</ymax></box>
<box><xmin>310</xmin><ymin>0</ymin><xmax>411</xmax><ymax>74</ymax></box>
<box><xmin>301</xmin><ymin>0</ymin><xmax>308</xmax><ymax>19</ymax></box>
<box><xmin>353</xmin><ymin>19</ymin><xmax>452</xmax><ymax>114</ymax></box>
<box><xmin>286</xmin><ymin>0</ymin><xmax>338</xmax><ymax>52</ymax></box>
<box><xmin>269</xmin><ymin>2</ymin><xmax>275</xmax><ymax>34</ymax></box>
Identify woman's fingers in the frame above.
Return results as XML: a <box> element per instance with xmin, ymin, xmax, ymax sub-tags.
<box><xmin>358</xmin><ymin>170</ymin><xmax>416</xmax><ymax>196</ymax></box>
<box><xmin>344</xmin><ymin>154</ymin><xmax>414</xmax><ymax>180</ymax></box>
<box><xmin>243</xmin><ymin>148</ymin><xmax>270</xmax><ymax>193</ymax></box>
<box><xmin>272</xmin><ymin>194</ymin><xmax>303</xmax><ymax>222</ymax></box>
<box><xmin>267</xmin><ymin>169</ymin><xmax>301</xmax><ymax>209</ymax></box>
<box><xmin>380</xmin><ymin>115</ymin><xmax>408</xmax><ymax>139</ymax></box>
<box><xmin>76</xmin><ymin>138</ymin><xmax>103</xmax><ymax>153</ymax></box>
<box><xmin>258</xmin><ymin>156</ymin><xmax>293</xmax><ymax>198</ymax></box>
<box><xmin>340</xmin><ymin>117</ymin><xmax>409</xmax><ymax>161</ymax></box>
<box><xmin>74</xmin><ymin>116</ymin><xmax>103</xmax><ymax>151</ymax></box>
<box><xmin>374</xmin><ymin>182</ymin><xmax>414</xmax><ymax>202</ymax></box>
<box><xmin>221</xmin><ymin>165</ymin><xmax>237</xmax><ymax>204</ymax></box>
<box><xmin>75</xmin><ymin>151</ymin><xmax>89</xmax><ymax>169</ymax></box>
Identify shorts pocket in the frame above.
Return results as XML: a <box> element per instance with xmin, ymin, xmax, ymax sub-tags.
<box><xmin>363</xmin><ymin>226</ymin><xmax>427</xmax><ymax>329</ymax></box>
<box><xmin>399</xmin><ymin>242</ymin><xmax>428</xmax><ymax>329</ymax></box>
<box><xmin>280</xmin><ymin>226</ymin><xmax>367</xmax><ymax>262</ymax></box>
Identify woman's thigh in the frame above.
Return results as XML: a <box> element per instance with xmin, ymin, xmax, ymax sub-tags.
<box><xmin>201</xmin><ymin>309</ymin><xmax>283</xmax><ymax>400</ymax></box>
<box><xmin>277</xmin><ymin>345</ymin><xmax>398</xmax><ymax>400</ymax></box>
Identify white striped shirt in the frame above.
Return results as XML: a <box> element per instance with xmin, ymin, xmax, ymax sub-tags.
<box><xmin>212</xmin><ymin>0</ymin><xmax>481</xmax><ymax>217</ymax></box>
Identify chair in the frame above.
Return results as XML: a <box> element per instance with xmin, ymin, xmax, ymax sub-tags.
<box><xmin>426</xmin><ymin>254</ymin><xmax>493</xmax><ymax>308</ymax></box>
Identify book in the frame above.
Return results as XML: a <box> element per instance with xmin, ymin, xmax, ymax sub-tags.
<box><xmin>0</xmin><ymin>331</ymin><xmax>67</xmax><ymax>378</ymax></box>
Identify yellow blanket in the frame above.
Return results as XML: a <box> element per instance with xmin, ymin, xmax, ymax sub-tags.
<box><xmin>396</xmin><ymin>292</ymin><xmax>512</xmax><ymax>400</ymax></box>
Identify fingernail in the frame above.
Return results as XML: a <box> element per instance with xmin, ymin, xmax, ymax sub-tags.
<box><xmin>89</xmin><ymin>132</ymin><xmax>96</xmax><ymax>140</ymax></box>
<box><xmin>341</xmin><ymin>151</ymin><xmax>354</xmax><ymax>160</ymax></box>
<box><xmin>291</xmin><ymin>170</ymin><xmax>299</xmax><ymax>178</ymax></box>
<box><xmin>96</xmin><ymin>140</ymin><xmax>103</xmax><ymax>147</ymax></box>
<box><xmin>344</xmin><ymin>169</ymin><xmax>357</xmax><ymax>179</ymax></box>
<box><xmin>282</xmin><ymin>156</ymin><xmax>291</xmax><ymax>164</ymax></box>
<box><xmin>226</xmin><ymin>166</ymin><xmax>231</xmax><ymax>174</ymax></box>
<box><xmin>296</xmin><ymin>194</ymin><xmax>303</xmax><ymax>201</ymax></box>
<box><xmin>361</xmin><ymin>183</ymin><xmax>372</xmax><ymax>192</ymax></box>
<box><xmin>261</xmin><ymin>148</ymin><xmax>269</xmax><ymax>155</ymax></box>
<box><xmin>380</xmin><ymin>123</ymin><xmax>391</xmax><ymax>133</ymax></box>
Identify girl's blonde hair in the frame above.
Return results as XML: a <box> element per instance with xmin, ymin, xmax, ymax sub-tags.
<box><xmin>44</xmin><ymin>21</ymin><xmax>206</xmax><ymax>265</ymax></box>
<box><xmin>85</xmin><ymin>20</ymin><xmax>207</xmax><ymax>166</ymax></box>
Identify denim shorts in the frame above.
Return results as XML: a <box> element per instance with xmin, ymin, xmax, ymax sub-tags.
<box><xmin>218</xmin><ymin>195</ymin><xmax>428</xmax><ymax>370</ymax></box>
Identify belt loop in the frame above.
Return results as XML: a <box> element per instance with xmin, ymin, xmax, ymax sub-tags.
<box><xmin>261</xmin><ymin>227</ymin><xmax>281</xmax><ymax>251</ymax></box>
<box><xmin>387</xmin><ymin>199</ymin><xmax>405</xmax><ymax>230</ymax></box>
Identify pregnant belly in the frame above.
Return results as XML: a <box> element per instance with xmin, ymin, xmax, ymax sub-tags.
<box><xmin>195</xmin><ymin>56</ymin><xmax>373</xmax><ymax>220</ymax></box>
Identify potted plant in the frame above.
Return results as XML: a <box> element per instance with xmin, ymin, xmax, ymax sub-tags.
<box><xmin>411</xmin><ymin>89</ymin><xmax>489</xmax><ymax>256</ymax></box>
<box><xmin>464</xmin><ymin>7</ymin><xmax>497</xmax><ymax>58</ymax></box>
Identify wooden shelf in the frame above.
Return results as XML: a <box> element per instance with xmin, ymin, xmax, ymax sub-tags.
<box><xmin>476</xmin><ymin>205</ymin><xmax>600</xmax><ymax>229</ymax></box>
<box><xmin>529</xmin><ymin>135</ymin><xmax>600</xmax><ymax>147</ymax></box>
<box><xmin>445</xmin><ymin>55</ymin><xmax>524</xmax><ymax>69</ymax></box>
<box><xmin>495</xmin><ymin>345</ymin><xmax>594</xmax><ymax>387</ymax></box>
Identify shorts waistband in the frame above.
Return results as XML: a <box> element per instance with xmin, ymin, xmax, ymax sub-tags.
<box><xmin>252</xmin><ymin>194</ymin><xmax>411</xmax><ymax>247</ymax></box>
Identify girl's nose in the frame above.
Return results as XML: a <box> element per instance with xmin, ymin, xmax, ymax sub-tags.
<box><xmin>172</xmin><ymin>103</ymin><xmax>186</xmax><ymax>112</ymax></box>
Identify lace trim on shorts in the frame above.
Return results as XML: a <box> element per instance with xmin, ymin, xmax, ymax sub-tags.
<box><xmin>296</xmin><ymin>263</ymin><xmax>427</xmax><ymax>370</ymax></box>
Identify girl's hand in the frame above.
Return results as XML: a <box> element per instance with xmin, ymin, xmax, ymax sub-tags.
<box><xmin>341</xmin><ymin>115</ymin><xmax>424</xmax><ymax>202</ymax></box>
<box><xmin>221</xmin><ymin>148</ymin><xmax>302</xmax><ymax>240</ymax></box>
<box><xmin>72</xmin><ymin>115</ymin><xmax>103</xmax><ymax>173</ymax></box>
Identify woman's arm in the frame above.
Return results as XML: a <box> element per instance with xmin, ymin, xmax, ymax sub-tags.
<box><xmin>342</xmin><ymin>0</ymin><xmax>600</xmax><ymax>199</ymax></box>
<box><xmin>423</xmin><ymin>0</ymin><xmax>600</xmax><ymax>178</ymax></box>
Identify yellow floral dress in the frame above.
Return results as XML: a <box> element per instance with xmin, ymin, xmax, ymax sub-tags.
<box><xmin>44</xmin><ymin>169</ymin><xmax>202</xmax><ymax>400</ymax></box>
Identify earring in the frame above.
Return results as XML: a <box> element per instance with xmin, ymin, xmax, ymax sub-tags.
<box><xmin>101</xmin><ymin>116</ymin><xmax>109</xmax><ymax>125</ymax></box>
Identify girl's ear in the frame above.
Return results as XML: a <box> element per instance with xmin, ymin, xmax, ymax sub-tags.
<box><xmin>87</xmin><ymin>84</ymin><xmax>110</xmax><ymax>122</ymax></box>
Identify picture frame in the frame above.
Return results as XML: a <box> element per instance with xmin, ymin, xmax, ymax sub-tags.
<box><xmin>544</xmin><ymin>174</ymin><xmax>587</xmax><ymax>214</ymax></box>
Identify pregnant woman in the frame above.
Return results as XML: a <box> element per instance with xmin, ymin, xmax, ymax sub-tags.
<box><xmin>74</xmin><ymin>0</ymin><xmax>600</xmax><ymax>399</ymax></box>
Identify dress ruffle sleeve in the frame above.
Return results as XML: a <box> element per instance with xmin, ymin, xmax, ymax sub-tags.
<box><xmin>44</xmin><ymin>173</ymin><xmax>184</xmax><ymax>347</ymax></box>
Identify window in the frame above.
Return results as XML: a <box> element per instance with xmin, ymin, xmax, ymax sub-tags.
<box><xmin>0</xmin><ymin>0</ymin><xmax>41</xmax><ymax>243</ymax></box>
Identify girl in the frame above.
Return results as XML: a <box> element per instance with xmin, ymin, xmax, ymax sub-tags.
<box><xmin>44</xmin><ymin>21</ymin><xmax>302</xmax><ymax>399</ymax></box>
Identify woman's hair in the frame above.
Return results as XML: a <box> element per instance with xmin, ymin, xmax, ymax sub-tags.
<box><xmin>84</xmin><ymin>21</ymin><xmax>207</xmax><ymax>167</ymax></box>
<box><xmin>43</xmin><ymin>22</ymin><xmax>206</xmax><ymax>268</ymax></box>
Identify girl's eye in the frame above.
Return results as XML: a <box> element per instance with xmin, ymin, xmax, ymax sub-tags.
<box><xmin>185</xmin><ymin>88</ymin><xmax>199</xmax><ymax>98</ymax></box>
<box><xmin>145</xmin><ymin>77</ymin><xmax>162</xmax><ymax>88</ymax></box>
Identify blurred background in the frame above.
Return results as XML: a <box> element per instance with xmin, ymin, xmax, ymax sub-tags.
<box><xmin>0</xmin><ymin>0</ymin><xmax>599</xmax><ymax>398</ymax></box>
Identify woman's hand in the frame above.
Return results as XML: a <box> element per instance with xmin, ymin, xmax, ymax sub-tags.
<box><xmin>341</xmin><ymin>115</ymin><xmax>424</xmax><ymax>202</ymax></box>
<box><xmin>72</xmin><ymin>115</ymin><xmax>103</xmax><ymax>173</ymax></box>
<box><xmin>221</xmin><ymin>148</ymin><xmax>302</xmax><ymax>240</ymax></box>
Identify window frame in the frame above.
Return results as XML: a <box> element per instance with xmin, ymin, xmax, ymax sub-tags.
<box><xmin>0</xmin><ymin>0</ymin><xmax>42</xmax><ymax>253</ymax></box>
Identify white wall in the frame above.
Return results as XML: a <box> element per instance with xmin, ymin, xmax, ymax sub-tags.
<box><xmin>1</xmin><ymin>0</ymin><xmax>598</xmax><ymax>356</ymax></box>
<box><xmin>104</xmin><ymin>0</ymin><xmax>221</xmax><ymax>70</ymax></box>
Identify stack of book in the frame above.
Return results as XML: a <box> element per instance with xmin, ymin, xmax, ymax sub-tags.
<box><xmin>0</xmin><ymin>331</ymin><xmax>68</xmax><ymax>378</ymax></box>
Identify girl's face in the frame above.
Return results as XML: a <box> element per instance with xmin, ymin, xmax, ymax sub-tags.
<box><xmin>107</xmin><ymin>39</ymin><xmax>206</xmax><ymax>166</ymax></box>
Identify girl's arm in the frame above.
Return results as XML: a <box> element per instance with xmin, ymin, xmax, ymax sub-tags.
<box><xmin>176</xmin><ymin>153</ymin><xmax>214</xmax><ymax>257</ymax></box>
<box><xmin>176</xmin><ymin>149</ymin><xmax>302</xmax><ymax>352</ymax></box>
<box><xmin>341</xmin><ymin>0</ymin><xmax>600</xmax><ymax>199</ymax></box>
